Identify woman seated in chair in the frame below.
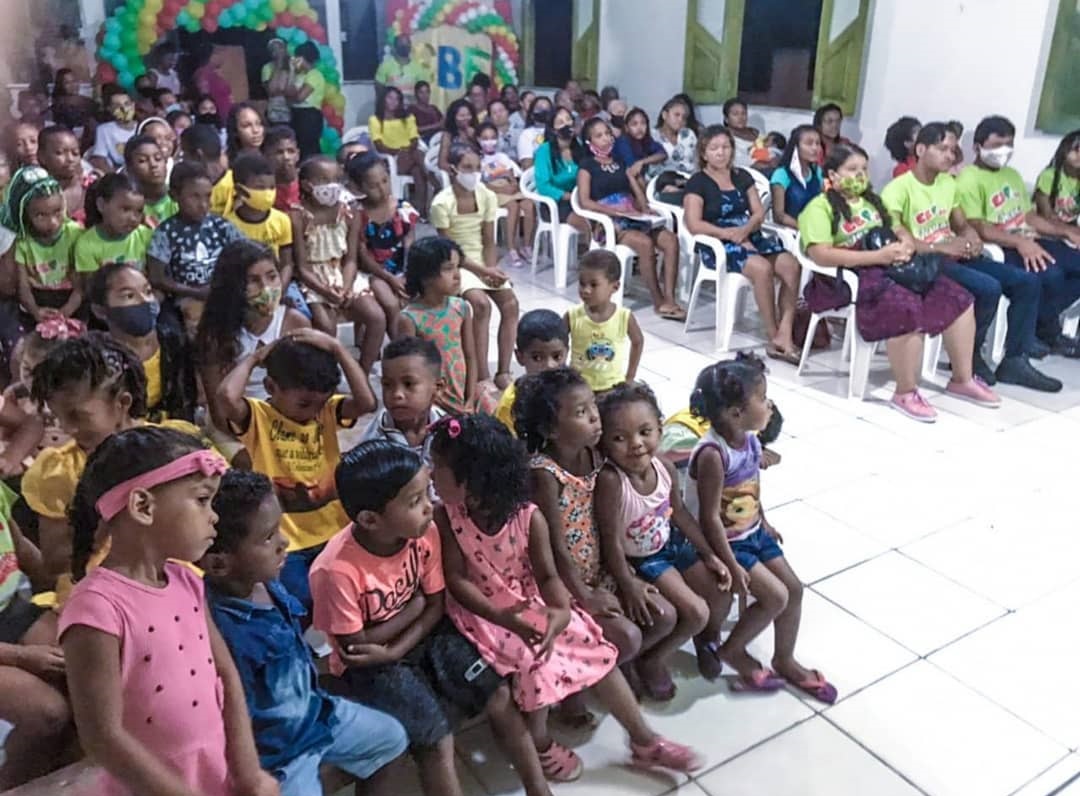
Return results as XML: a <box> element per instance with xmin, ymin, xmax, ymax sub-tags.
<box><xmin>769</xmin><ymin>125</ymin><xmax>824</xmax><ymax>229</ymax></box>
<box><xmin>576</xmin><ymin>117</ymin><xmax>684</xmax><ymax>319</ymax></box>
<box><xmin>533</xmin><ymin>107</ymin><xmax>591</xmax><ymax>241</ymax></box>
<box><xmin>369</xmin><ymin>86</ymin><xmax>429</xmax><ymax>218</ymax></box>
<box><xmin>437</xmin><ymin>98</ymin><xmax>479</xmax><ymax>175</ymax></box>
<box><xmin>683</xmin><ymin>125</ymin><xmax>801</xmax><ymax>362</ymax></box>
<box><xmin>799</xmin><ymin>144</ymin><xmax>997</xmax><ymax>423</ymax></box>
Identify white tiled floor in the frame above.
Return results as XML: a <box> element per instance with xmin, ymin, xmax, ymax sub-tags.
<box><xmin>393</xmin><ymin>258</ymin><xmax>1080</xmax><ymax>796</ymax></box>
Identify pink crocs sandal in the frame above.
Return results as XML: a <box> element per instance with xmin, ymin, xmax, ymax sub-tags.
<box><xmin>630</xmin><ymin>736</ymin><xmax>703</xmax><ymax>773</ymax></box>
<box><xmin>537</xmin><ymin>739</ymin><xmax>583</xmax><ymax>782</ymax></box>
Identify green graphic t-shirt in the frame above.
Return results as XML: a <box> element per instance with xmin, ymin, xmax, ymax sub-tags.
<box><xmin>74</xmin><ymin>224</ymin><xmax>153</xmax><ymax>273</ymax></box>
<box><xmin>143</xmin><ymin>193</ymin><xmax>179</xmax><ymax>229</ymax></box>
<box><xmin>15</xmin><ymin>220</ymin><xmax>81</xmax><ymax>290</ymax></box>
<box><xmin>955</xmin><ymin>164</ymin><xmax>1032</xmax><ymax>235</ymax></box>
<box><xmin>0</xmin><ymin>481</ymin><xmax>22</xmax><ymax>613</ymax></box>
<box><xmin>881</xmin><ymin>171</ymin><xmax>958</xmax><ymax>243</ymax></box>
<box><xmin>1035</xmin><ymin>167</ymin><xmax>1080</xmax><ymax>224</ymax></box>
<box><xmin>799</xmin><ymin>193</ymin><xmax>885</xmax><ymax>250</ymax></box>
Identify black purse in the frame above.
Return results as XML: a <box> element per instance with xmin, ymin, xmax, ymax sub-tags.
<box><xmin>862</xmin><ymin>227</ymin><xmax>942</xmax><ymax>295</ymax></box>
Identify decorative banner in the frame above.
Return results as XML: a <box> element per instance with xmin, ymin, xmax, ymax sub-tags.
<box><xmin>94</xmin><ymin>0</ymin><xmax>345</xmax><ymax>154</ymax></box>
<box><xmin>387</xmin><ymin>0</ymin><xmax>521</xmax><ymax>89</ymax></box>
<box><xmin>413</xmin><ymin>27</ymin><xmax>492</xmax><ymax>109</ymax></box>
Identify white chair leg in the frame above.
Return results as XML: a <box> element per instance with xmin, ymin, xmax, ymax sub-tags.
<box><xmin>796</xmin><ymin>313</ymin><xmax>822</xmax><ymax>376</ymax></box>
<box><xmin>990</xmin><ymin>295</ymin><xmax>1009</xmax><ymax>363</ymax></box>
<box><xmin>718</xmin><ymin>278</ymin><xmax>740</xmax><ymax>352</ymax></box>
<box><xmin>849</xmin><ymin>336</ymin><xmax>874</xmax><ymax>400</ymax></box>
<box><xmin>921</xmin><ymin>335</ymin><xmax>943</xmax><ymax>381</ymax></box>
<box><xmin>684</xmin><ymin>273</ymin><xmax>705</xmax><ymax>335</ymax></box>
<box><xmin>530</xmin><ymin>227</ymin><xmax>546</xmax><ymax>275</ymax></box>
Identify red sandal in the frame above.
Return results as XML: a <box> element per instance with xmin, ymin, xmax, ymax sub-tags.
<box><xmin>537</xmin><ymin>740</ymin><xmax>583</xmax><ymax>782</ymax></box>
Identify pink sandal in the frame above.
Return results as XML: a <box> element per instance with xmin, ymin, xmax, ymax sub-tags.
<box><xmin>780</xmin><ymin>668</ymin><xmax>838</xmax><ymax>704</ymax></box>
<box><xmin>630</xmin><ymin>736</ymin><xmax>703</xmax><ymax>772</ymax></box>
<box><xmin>730</xmin><ymin>668</ymin><xmax>786</xmax><ymax>693</ymax></box>
<box><xmin>537</xmin><ymin>740</ymin><xmax>583</xmax><ymax>782</ymax></box>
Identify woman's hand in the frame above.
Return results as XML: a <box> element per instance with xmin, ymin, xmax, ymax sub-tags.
<box><xmin>476</xmin><ymin>266</ymin><xmax>509</xmax><ymax>287</ymax></box>
<box><xmin>876</xmin><ymin>241</ymin><xmax>911</xmax><ymax>265</ymax></box>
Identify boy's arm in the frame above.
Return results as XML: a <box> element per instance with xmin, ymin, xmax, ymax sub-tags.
<box><xmin>207</xmin><ymin>610</ymin><xmax>277</xmax><ymax>795</ymax></box>
<box><xmin>337</xmin><ymin>590</ymin><xmax>444</xmax><ymax>666</ymax></box>
<box><xmin>277</xmin><ymin>245</ymin><xmax>295</xmax><ymax>288</ymax></box>
<box><xmin>216</xmin><ymin>348</ymin><xmax>270</xmax><ymax>432</ymax></box>
<box><xmin>63</xmin><ymin>625</ymin><xmax>201</xmax><ymax>796</ymax></box>
<box><xmin>625</xmin><ymin>312</ymin><xmax>643</xmax><ymax>383</ymax></box>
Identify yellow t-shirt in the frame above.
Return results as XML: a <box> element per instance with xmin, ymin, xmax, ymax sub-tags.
<box><xmin>22</xmin><ymin>418</ymin><xmax>204</xmax><ymax>606</ymax></box>
<box><xmin>495</xmin><ymin>383</ymin><xmax>516</xmax><ymax>434</ymax></box>
<box><xmin>224</xmin><ymin>207</ymin><xmax>294</xmax><ymax>255</ymax></box>
<box><xmin>211</xmin><ymin>169</ymin><xmax>235</xmax><ymax>216</ymax></box>
<box><xmin>368</xmin><ymin>115</ymin><xmax>420</xmax><ymax>150</ymax></box>
<box><xmin>429</xmin><ymin>184</ymin><xmax>498</xmax><ymax>264</ymax></box>
<box><xmin>144</xmin><ymin>346</ymin><xmax>163</xmax><ymax>414</ymax></box>
<box><xmin>236</xmin><ymin>396</ymin><xmax>355</xmax><ymax>551</ymax></box>
<box><xmin>568</xmin><ymin>304</ymin><xmax>631</xmax><ymax>392</ymax></box>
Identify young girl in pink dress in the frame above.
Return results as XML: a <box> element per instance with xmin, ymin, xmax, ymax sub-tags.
<box><xmin>430</xmin><ymin>414</ymin><xmax>701</xmax><ymax>783</ymax></box>
<box><xmin>58</xmin><ymin>426</ymin><xmax>278</xmax><ymax>796</ymax></box>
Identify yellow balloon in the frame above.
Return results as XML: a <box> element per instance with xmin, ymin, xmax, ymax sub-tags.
<box><xmin>256</xmin><ymin>22</ymin><xmax>268</xmax><ymax>31</ymax></box>
<box><xmin>189</xmin><ymin>4</ymin><xmax>205</xmax><ymax>19</ymax></box>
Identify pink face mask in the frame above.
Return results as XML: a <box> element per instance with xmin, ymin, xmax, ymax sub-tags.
<box><xmin>589</xmin><ymin>140</ymin><xmax>613</xmax><ymax>158</ymax></box>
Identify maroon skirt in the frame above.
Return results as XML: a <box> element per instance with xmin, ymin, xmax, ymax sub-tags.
<box><xmin>855</xmin><ymin>267</ymin><xmax>973</xmax><ymax>342</ymax></box>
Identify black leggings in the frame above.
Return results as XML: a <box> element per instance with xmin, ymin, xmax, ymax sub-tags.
<box><xmin>292</xmin><ymin>107</ymin><xmax>325</xmax><ymax>161</ymax></box>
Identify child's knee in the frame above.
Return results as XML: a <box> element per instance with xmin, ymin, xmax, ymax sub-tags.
<box><xmin>650</xmin><ymin>595</ymin><xmax>678</xmax><ymax>637</ymax></box>
<box><xmin>784</xmin><ymin>576</ymin><xmax>804</xmax><ymax>606</ymax></box>
<box><xmin>680</xmin><ymin>592</ymin><xmax>710</xmax><ymax>634</ymax></box>
<box><xmin>602</xmin><ymin>617</ymin><xmax>642</xmax><ymax>664</ymax></box>
<box><xmin>23</xmin><ymin>691</ymin><xmax>70</xmax><ymax>737</ymax></box>
<box><xmin>759</xmin><ymin>580</ymin><xmax>789</xmax><ymax>615</ymax></box>
<box><xmin>485</xmin><ymin>682</ymin><xmax>514</xmax><ymax>717</ymax></box>
<box><xmin>467</xmin><ymin>292</ymin><xmax>492</xmax><ymax>321</ymax></box>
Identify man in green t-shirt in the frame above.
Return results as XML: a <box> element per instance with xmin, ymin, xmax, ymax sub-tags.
<box><xmin>882</xmin><ymin>122</ymin><xmax>1060</xmax><ymax>392</ymax></box>
<box><xmin>956</xmin><ymin>115</ymin><xmax>1080</xmax><ymax>358</ymax></box>
<box><xmin>374</xmin><ymin>35</ymin><xmax>432</xmax><ymax>105</ymax></box>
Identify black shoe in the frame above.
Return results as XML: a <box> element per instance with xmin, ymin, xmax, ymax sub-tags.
<box><xmin>1050</xmin><ymin>335</ymin><xmax>1080</xmax><ymax>359</ymax></box>
<box><xmin>995</xmin><ymin>357</ymin><xmax>1063</xmax><ymax>392</ymax></box>
<box><xmin>1027</xmin><ymin>338</ymin><xmax>1051</xmax><ymax>359</ymax></box>
<box><xmin>973</xmin><ymin>355</ymin><xmax>997</xmax><ymax>386</ymax></box>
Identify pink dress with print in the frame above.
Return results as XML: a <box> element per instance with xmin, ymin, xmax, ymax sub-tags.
<box><xmin>58</xmin><ymin>563</ymin><xmax>232</xmax><ymax>796</ymax></box>
<box><xmin>445</xmin><ymin>502</ymin><xmax>617</xmax><ymax>711</ymax></box>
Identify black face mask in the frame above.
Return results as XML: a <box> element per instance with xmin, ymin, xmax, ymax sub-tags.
<box><xmin>531</xmin><ymin>109</ymin><xmax>551</xmax><ymax>125</ymax></box>
<box><xmin>395</xmin><ymin>43</ymin><xmax>410</xmax><ymax>58</ymax></box>
<box><xmin>556</xmin><ymin>125</ymin><xmax>575</xmax><ymax>140</ymax></box>
<box><xmin>107</xmin><ymin>301</ymin><xmax>160</xmax><ymax>337</ymax></box>
<box><xmin>610</xmin><ymin>114</ymin><xmax>625</xmax><ymax>129</ymax></box>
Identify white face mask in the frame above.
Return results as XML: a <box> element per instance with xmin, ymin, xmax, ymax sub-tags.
<box><xmin>980</xmin><ymin>145</ymin><xmax>1014</xmax><ymax>169</ymax></box>
<box><xmin>456</xmin><ymin>171</ymin><xmax>480</xmax><ymax>191</ymax></box>
<box><xmin>312</xmin><ymin>182</ymin><xmax>342</xmax><ymax>207</ymax></box>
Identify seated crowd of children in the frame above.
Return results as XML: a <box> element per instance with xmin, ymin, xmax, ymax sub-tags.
<box><xmin>0</xmin><ymin>70</ymin><xmax>1074</xmax><ymax>795</ymax></box>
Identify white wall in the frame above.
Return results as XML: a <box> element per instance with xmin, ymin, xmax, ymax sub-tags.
<box><xmin>588</xmin><ymin>0</ymin><xmax>1066</xmax><ymax>187</ymax></box>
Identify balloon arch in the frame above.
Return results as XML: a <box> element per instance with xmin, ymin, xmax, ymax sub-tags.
<box><xmin>93</xmin><ymin>0</ymin><xmax>346</xmax><ymax>153</ymax></box>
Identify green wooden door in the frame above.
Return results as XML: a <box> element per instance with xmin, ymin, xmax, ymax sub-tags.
<box><xmin>1037</xmin><ymin>0</ymin><xmax>1080</xmax><ymax>134</ymax></box>
<box><xmin>812</xmin><ymin>0</ymin><xmax>871</xmax><ymax>114</ymax></box>
<box><xmin>571</xmin><ymin>0</ymin><xmax>601</xmax><ymax>88</ymax></box>
<box><xmin>683</xmin><ymin>0</ymin><xmax>746</xmax><ymax>105</ymax></box>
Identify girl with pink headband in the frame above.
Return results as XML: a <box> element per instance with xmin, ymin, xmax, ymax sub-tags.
<box><xmin>59</xmin><ymin>425</ymin><xmax>279</xmax><ymax>796</ymax></box>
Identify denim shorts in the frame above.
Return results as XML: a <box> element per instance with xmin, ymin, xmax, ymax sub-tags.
<box><xmin>730</xmin><ymin>526</ymin><xmax>783</xmax><ymax>571</ymax></box>
<box><xmin>631</xmin><ymin>527</ymin><xmax>700</xmax><ymax>582</ymax></box>
<box><xmin>274</xmin><ymin>696</ymin><xmax>407</xmax><ymax>795</ymax></box>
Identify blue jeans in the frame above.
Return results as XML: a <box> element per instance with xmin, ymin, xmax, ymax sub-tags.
<box><xmin>1002</xmin><ymin>238</ymin><xmax>1080</xmax><ymax>343</ymax></box>
<box><xmin>280</xmin><ymin>543</ymin><xmax>326</xmax><ymax>612</ymax></box>
<box><xmin>942</xmin><ymin>256</ymin><xmax>1039</xmax><ymax>358</ymax></box>
<box><xmin>274</xmin><ymin>696</ymin><xmax>407</xmax><ymax>795</ymax></box>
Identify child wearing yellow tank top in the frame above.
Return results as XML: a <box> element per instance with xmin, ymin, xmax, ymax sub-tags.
<box><xmin>564</xmin><ymin>250</ymin><xmax>643</xmax><ymax>394</ymax></box>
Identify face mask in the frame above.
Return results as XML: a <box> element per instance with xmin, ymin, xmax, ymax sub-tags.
<box><xmin>395</xmin><ymin>43</ymin><xmax>410</xmax><ymax>58</ymax></box>
<box><xmin>455</xmin><ymin>171</ymin><xmax>480</xmax><ymax>191</ymax></box>
<box><xmin>248</xmin><ymin>285</ymin><xmax>282</xmax><ymax>315</ymax></box>
<box><xmin>531</xmin><ymin>109</ymin><xmax>550</xmax><ymax>125</ymax></box>
<box><xmin>164</xmin><ymin>103</ymin><xmax>183</xmax><ymax>115</ymax></box>
<box><xmin>479</xmin><ymin>139</ymin><xmax>498</xmax><ymax>154</ymax></box>
<box><xmin>112</xmin><ymin>105</ymin><xmax>135</xmax><ymax>123</ymax></box>
<box><xmin>556</xmin><ymin>125</ymin><xmax>574</xmax><ymax>140</ymax></box>
<box><xmin>980</xmin><ymin>145</ymin><xmax>1014</xmax><ymax>169</ymax></box>
<box><xmin>242</xmin><ymin>187</ymin><xmax>277</xmax><ymax>212</ymax></box>
<box><xmin>106</xmin><ymin>301</ymin><xmax>159</xmax><ymax>337</ymax></box>
<box><xmin>769</xmin><ymin>146</ymin><xmax>783</xmax><ymax>160</ymax></box>
<box><xmin>589</xmin><ymin>140</ymin><xmax>613</xmax><ymax>158</ymax></box>
<box><xmin>610</xmin><ymin>115</ymin><xmax>625</xmax><ymax>129</ymax></box>
<box><xmin>312</xmin><ymin>182</ymin><xmax>342</xmax><ymax>207</ymax></box>
<box><xmin>837</xmin><ymin>173</ymin><xmax>869</xmax><ymax>196</ymax></box>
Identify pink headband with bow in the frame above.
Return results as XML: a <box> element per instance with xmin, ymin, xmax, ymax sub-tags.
<box><xmin>95</xmin><ymin>450</ymin><xmax>228</xmax><ymax>522</ymax></box>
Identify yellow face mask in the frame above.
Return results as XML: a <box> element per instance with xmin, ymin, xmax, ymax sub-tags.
<box><xmin>241</xmin><ymin>187</ymin><xmax>277</xmax><ymax>212</ymax></box>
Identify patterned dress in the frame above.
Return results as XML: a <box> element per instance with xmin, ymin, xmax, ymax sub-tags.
<box><xmin>401</xmin><ymin>297</ymin><xmax>470</xmax><ymax>413</ymax></box>
<box><xmin>445</xmin><ymin>502</ymin><xmax>618</xmax><ymax>711</ymax></box>
<box><xmin>530</xmin><ymin>451</ymin><xmax>614</xmax><ymax>591</ymax></box>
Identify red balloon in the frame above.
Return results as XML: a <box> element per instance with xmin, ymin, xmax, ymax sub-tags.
<box><xmin>312</xmin><ymin>24</ymin><xmax>325</xmax><ymax>41</ymax></box>
<box><xmin>205</xmin><ymin>18</ymin><xmax>219</xmax><ymax>32</ymax></box>
<box><xmin>99</xmin><ymin>64</ymin><xmax>118</xmax><ymax>83</ymax></box>
<box><xmin>279</xmin><ymin>11</ymin><xmax>295</xmax><ymax>26</ymax></box>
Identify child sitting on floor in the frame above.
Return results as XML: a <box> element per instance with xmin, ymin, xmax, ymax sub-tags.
<box><xmin>686</xmin><ymin>355</ymin><xmax>836</xmax><ymax>702</ymax></box>
<box><xmin>202</xmin><ymin>468</ymin><xmax>408</xmax><ymax>796</ymax></box>
<box><xmin>216</xmin><ymin>328</ymin><xmax>376</xmax><ymax>609</ymax></box>
<box><xmin>494</xmin><ymin>308</ymin><xmax>569</xmax><ymax>433</ymax></box>
<box><xmin>360</xmin><ymin>337</ymin><xmax>445</xmax><ymax>465</ymax></box>
<box><xmin>432</xmin><ymin>414</ymin><xmax>702</xmax><ymax>781</ymax></box>
<box><xmin>565</xmin><ymin>250</ymin><xmax>643</xmax><ymax>394</ymax></box>
<box><xmin>310</xmin><ymin>439</ymin><xmax>555</xmax><ymax>796</ymax></box>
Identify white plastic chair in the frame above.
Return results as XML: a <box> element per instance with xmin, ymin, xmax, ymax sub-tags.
<box><xmin>570</xmin><ymin>188</ymin><xmax>637</xmax><ymax>306</ymax></box>
<box><xmin>520</xmin><ymin>167</ymin><xmax>578</xmax><ymax>288</ymax></box>
<box><xmin>792</xmin><ymin>245</ymin><xmax>861</xmax><ymax>394</ymax></box>
<box><xmin>645</xmin><ymin>173</ymin><xmax>693</xmax><ymax>301</ymax></box>
<box><xmin>682</xmin><ymin>234</ymin><xmax>753</xmax><ymax>352</ymax></box>
<box><xmin>424</xmin><ymin>132</ymin><xmax>451</xmax><ymax>190</ymax></box>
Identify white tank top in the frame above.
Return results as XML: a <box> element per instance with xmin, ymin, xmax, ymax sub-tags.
<box><xmin>236</xmin><ymin>305</ymin><xmax>286</xmax><ymax>401</ymax></box>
